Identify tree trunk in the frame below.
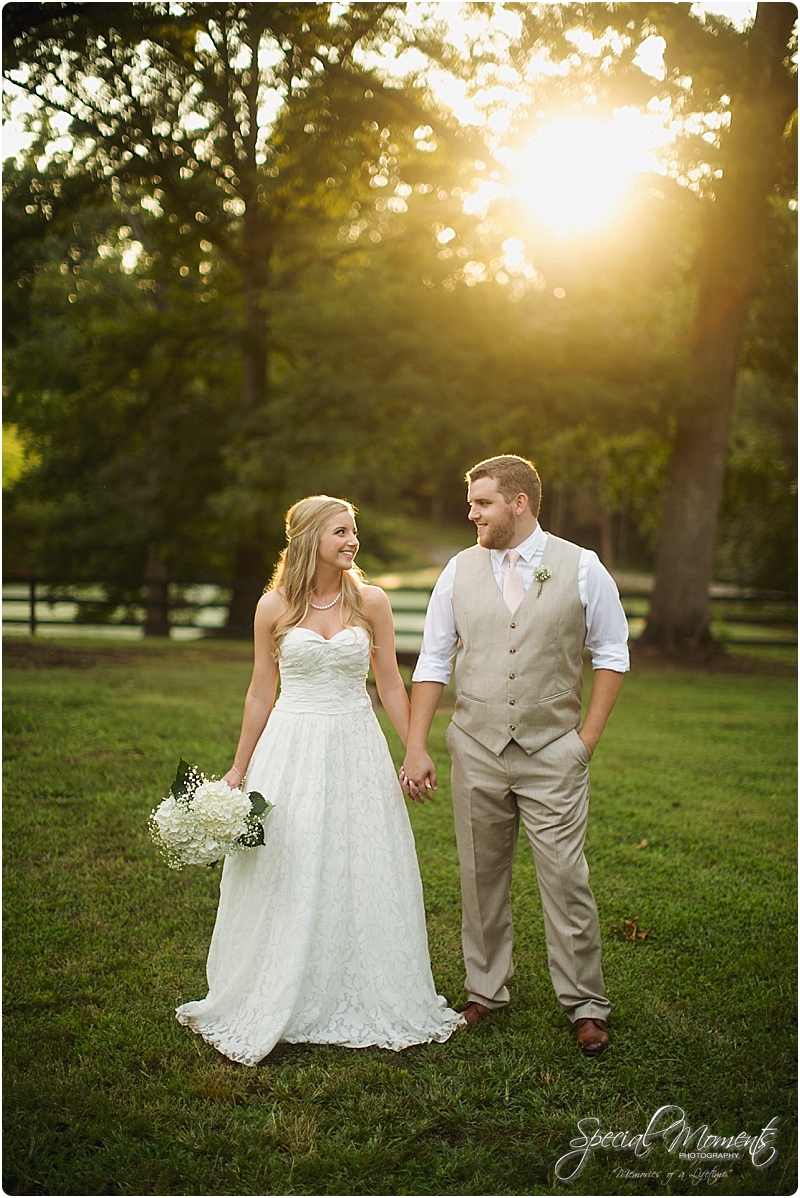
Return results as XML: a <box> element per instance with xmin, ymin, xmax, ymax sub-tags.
<box><xmin>144</xmin><ymin>549</ymin><xmax>170</xmax><ymax>637</ymax></box>
<box><xmin>241</xmin><ymin>274</ymin><xmax>269</xmax><ymax>418</ymax></box>
<box><xmin>642</xmin><ymin>300</ymin><xmax>748</xmax><ymax>649</ymax></box>
<box><xmin>223</xmin><ymin>211</ymin><xmax>273</xmax><ymax>638</ymax></box>
<box><xmin>599</xmin><ymin>504</ymin><xmax>614</xmax><ymax>571</ymax></box>
<box><xmin>550</xmin><ymin>485</ymin><xmax>566</xmax><ymax>536</ymax></box>
<box><xmin>225</xmin><ymin>543</ymin><xmax>268</xmax><ymax>638</ymax></box>
<box><xmin>640</xmin><ymin>2</ymin><xmax>795</xmax><ymax>651</ymax></box>
<box><xmin>617</xmin><ymin>480</ymin><xmax>629</xmax><ymax>561</ymax></box>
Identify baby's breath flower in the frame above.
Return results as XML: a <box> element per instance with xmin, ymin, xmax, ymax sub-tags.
<box><xmin>533</xmin><ymin>565</ymin><xmax>551</xmax><ymax>597</ymax></box>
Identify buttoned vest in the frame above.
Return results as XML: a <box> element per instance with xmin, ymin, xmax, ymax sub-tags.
<box><xmin>451</xmin><ymin>535</ymin><xmax>585</xmax><ymax>755</ymax></box>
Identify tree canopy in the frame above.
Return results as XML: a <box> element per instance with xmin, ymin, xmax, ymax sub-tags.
<box><xmin>4</xmin><ymin>2</ymin><xmax>797</xmax><ymax>639</ymax></box>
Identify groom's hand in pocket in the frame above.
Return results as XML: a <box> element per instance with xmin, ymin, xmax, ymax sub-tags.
<box><xmin>400</xmin><ymin>751</ymin><xmax>438</xmax><ymax>803</ymax></box>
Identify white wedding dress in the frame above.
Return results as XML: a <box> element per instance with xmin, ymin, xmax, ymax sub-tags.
<box><xmin>176</xmin><ymin>624</ymin><xmax>463</xmax><ymax>1065</ymax></box>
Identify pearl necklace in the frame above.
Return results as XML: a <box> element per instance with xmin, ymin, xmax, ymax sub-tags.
<box><xmin>309</xmin><ymin>590</ymin><xmax>342</xmax><ymax>611</ymax></box>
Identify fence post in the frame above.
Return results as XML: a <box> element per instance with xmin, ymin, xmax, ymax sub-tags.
<box><xmin>29</xmin><ymin>580</ymin><xmax>37</xmax><ymax>636</ymax></box>
<box><xmin>144</xmin><ymin>552</ymin><xmax>170</xmax><ymax>637</ymax></box>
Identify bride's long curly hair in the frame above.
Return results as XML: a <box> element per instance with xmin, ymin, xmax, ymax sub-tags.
<box><xmin>267</xmin><ymin>495</ymin><xmax>372</xmax><ymax>660</ymax></box>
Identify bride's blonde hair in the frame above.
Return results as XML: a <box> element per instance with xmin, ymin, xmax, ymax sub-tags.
<box><xmin>268</xmin><ymin>495</ymin><xmax>372</xmax><ymax>659</ymax></box>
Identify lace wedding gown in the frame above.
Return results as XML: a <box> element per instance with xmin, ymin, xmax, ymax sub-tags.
<box><xmin>176</xmin><ymin>624</ymin><xmax>463</xmax><ymax>1064</ymax></box>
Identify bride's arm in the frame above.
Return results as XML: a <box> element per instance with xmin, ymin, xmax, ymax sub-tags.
<box><xmin>221</xmin><ymin>592</ymin><xmax>282</xmax><ymax>788</ymax></box>
<box><xmin>364</xmin><ymin>587</ymin><xmax>411</xmax><ymax>748</ymax></box>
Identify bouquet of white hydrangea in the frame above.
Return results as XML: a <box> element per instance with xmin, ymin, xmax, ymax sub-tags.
<box><xmin>148</xmin><ymin>760</ymin><xmax>273</xmax><ymax>870</ymax></box>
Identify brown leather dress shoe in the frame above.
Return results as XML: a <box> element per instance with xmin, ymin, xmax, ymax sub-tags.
<box><xmin>574</xmin><ymin>1017</ymin><xmax>609</xmax><ymax>1056</ymax></box>
<box><xmin>460</xmin><ymin>1001</ymin><xmax>492</xmax><ymax>1027</ymax></box>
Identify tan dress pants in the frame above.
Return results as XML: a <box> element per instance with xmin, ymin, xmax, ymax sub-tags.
<box><xmin>447</xmin><ymin>721</ymin><xmax>610</xmax><ymax>1023</ymax></box>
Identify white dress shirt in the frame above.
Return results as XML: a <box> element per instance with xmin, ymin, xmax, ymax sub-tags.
<box><xmin>412</xmin><ymin>524</ymin><xmax>630</xmax><ymax>684</ymax></box>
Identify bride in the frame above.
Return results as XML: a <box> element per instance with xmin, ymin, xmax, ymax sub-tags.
<box><xmin>176</xmin><ymin>495</ymin><xmax>464</xmax><ymax>1064</ymax></box>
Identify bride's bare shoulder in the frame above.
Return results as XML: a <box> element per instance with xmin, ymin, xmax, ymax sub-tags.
<box><xmin>255</xmin><ymin>589</ymin><xmax>288</xmax><ymax>626</ymax></box>
<box><xmin>359</xmin><ymin>584</ymin><xmax>392</xmax><ymax>614</ymax></box>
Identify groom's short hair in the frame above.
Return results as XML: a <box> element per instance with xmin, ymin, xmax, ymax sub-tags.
<box><xmin>467</xmin><ymin>455</ymin><xmax>542</xmax><ymax>517</ymax></box>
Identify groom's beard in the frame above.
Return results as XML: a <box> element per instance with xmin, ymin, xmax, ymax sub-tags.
<box><xmin>474</xmin><ymin>507</ymin><xmax>516</xmax><ymax>550</ymax></box>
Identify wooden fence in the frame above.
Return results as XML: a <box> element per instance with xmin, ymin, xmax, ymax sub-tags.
<box><xmin>2</xmin><ymin>577</ymin><xmax>796</xmax><ymax>656</ymax></box>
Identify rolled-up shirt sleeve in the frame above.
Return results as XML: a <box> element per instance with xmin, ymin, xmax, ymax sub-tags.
<box><xmin>579</xmin><ymin>550</ymin><xmax>630</xmax><ymax>672</ymax></box>
<box><xmin>411</xmin><ymin>556</ymin><xmax>459</xmax><ymax>684</ymax></box>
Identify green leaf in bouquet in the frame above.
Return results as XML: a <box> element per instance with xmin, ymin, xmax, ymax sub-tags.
<box><xmin>170</xmin><ymin>758</ymin><xmax>194</xmax><ymax>799</ymax></box>
<box><xmin>248</xmin><ymin>791</ymin><xmax>272</xmax><ymax>817</ymax></box>
<box><xmin>238</xmin><ymin>797</ymin><xmax>273</xmax><ymax>849</ymax></box>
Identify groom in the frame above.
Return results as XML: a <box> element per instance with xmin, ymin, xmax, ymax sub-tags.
<box><xmin>400</xmin><ymin>455</ymin><xmax>628</xmax><ymax>1056</ymax></box>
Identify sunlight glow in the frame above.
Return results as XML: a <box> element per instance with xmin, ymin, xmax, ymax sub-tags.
<box><xmin>511</xmin><ymin>111</ymin><xmax>669</xmax><ymax>232</ymax></box>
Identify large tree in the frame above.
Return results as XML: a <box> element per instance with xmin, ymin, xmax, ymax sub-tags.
<box><xmin>714</xmin><ymin>187</ymin><xmax>798</xmax><ymax>594</ymax></box>
<box><xmin>458</xmin><ymin>2</ymin><xmax>797</xmax><ymax>647</ymax></box>
<box><xmin>3</xmin><ymin>168</ymin><xmax>239</xmax><ymax>590</ymax></box>
<box><xmin>4</xmin><ymin>1</ymin><xmax>475</xmax><ymax>630</ymax></box>
<box><xmin>636</xmin><ymin>3</ymin><xmax>797</xmax><ymax>648</ymax></box>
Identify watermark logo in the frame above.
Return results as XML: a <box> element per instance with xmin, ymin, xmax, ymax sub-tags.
<box><xmin>554</xmin><ymin>1106</ymin><xmax>779</xmax><ymax>1183</ymax></box>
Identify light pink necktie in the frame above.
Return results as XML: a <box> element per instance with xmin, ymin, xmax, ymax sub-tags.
<box><xmin>503</xmin><ymin>549</ymin><xmax>524</xmax><ymax>613</ymax></box>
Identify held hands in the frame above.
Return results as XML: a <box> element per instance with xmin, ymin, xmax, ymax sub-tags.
<box><xmin>399</xmin><ymin>752</ymin><xmax>438</xmax><ymax>803</ymax></box>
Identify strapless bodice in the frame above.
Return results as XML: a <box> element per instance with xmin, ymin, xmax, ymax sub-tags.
<box><xmin>273</xmin><ymin>625</ymin><xmax>372</xmax><ymax>714</ymax></box>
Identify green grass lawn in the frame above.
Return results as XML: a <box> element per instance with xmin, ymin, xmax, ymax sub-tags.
<box><xmin>3</xmin><ymin>638</ymin><xmax>797</xmax><ymax>1196</ymax></box>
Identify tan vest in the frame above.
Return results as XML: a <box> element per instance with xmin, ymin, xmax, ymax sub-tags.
<box><xmin>451</xmin><ymin>535</ymin><xmax>585</xmax><ymax>755</ymax></box>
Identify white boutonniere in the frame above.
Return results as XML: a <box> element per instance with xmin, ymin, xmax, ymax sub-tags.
<box><xmin>534</xmin><ymin>566</ymin><xmax>551</xmax><ymax>597</ymax></box>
